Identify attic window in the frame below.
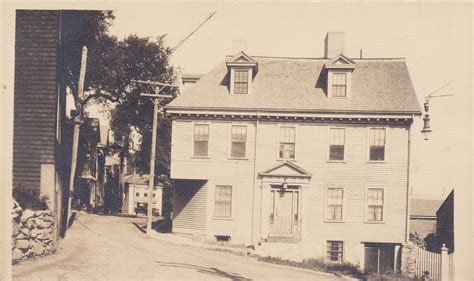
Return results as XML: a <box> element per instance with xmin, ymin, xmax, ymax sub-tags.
<box><xmin>324</xmin><ymin>54</ymin><xmax>356</xmax><ymax>99</ymax></box>
<box><xmin>234</xmin><ymin>70</ymin><xmax>249</xmax><ymax>94</ymax></box>
<box><xmin>332</xmin><ymin>73</ymin><xmax>347</xmax><ymax>97</ymax></box>
<box><xmin>226</xmin><ymin>51</ymin><xmax>257</xmax><ymax>95</ymax></box>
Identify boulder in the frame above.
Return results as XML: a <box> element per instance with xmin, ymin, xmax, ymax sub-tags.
<box><xmin>25</xmin><ymin>218</ymin><xmax>35</xmax><ymax>230</ymax></box>
<box><xmin>21</xmin><ymin>227</ymin><xmax>30</xmax><ymax>237</ymax></box>
<box><xmin>12</xmin><ymin>248</ymin><xmax>24</xmax><ymax>261</ymax></box>
<box><xmin>21</xmin><ymin>209</ymin><xmax>35</xmax><ymax>223</ymax></box>
<box><xmin>30</xmin><ymin>228</ymin><xmax>42</xmax><ymax>238</ymax></box>
<box><xmin>12</xmin><ymin>222</ymin><xmax>20</xmax><ymax>237</ymax></box>
<box><xmin>43</xmin><ymin>215</ymin><xmax>54</xmax><ymax>222</ymax></box>
<box><xmin>43</xmin><ymin>229</ymin><xmax>53</xmax><ymax>241</ymax></box>
<box><xmin>36</xmin><ymin>219</ymin><xmax>52</xmax><ymax>229</ymax></box>
<box><xmin>15</xmin><ymin>239</ymin><xmax>30</xmax><ymax>250</ymax></box>
<box><xmin>31</xmin><ymin>243</ymin><xmax>45</xmax><ymax>256</ymax></box>
<box><xmin>16</xmin><ymin>233</ymin><xmax>26</xmax><ymax>240</ymax></box>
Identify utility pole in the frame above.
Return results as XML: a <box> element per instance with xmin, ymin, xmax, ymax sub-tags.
<box><xmin>133</xmin><ymin>80</ymin><xmax>177</xmax><ymax>235</ymax></box>
<box><xmin>66</xmin><ymin>46</ymin><xmax>87</xmax><ymax>228</ymax></box>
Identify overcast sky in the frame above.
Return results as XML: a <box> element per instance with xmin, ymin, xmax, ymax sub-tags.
<box><xmin>1</xmin><ymin>2</ymin><xmax>471</xmax><ymax>200</ymax></box>
<box><xmin>108</xmin><ymin>3</ymin><xmax>471</xmax><ymax>200</ymax></box>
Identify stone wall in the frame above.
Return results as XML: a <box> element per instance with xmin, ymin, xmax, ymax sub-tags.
<box><xmin>400</xmin><ymin>243</ymin><xmax>416</xmax><ymax>278</ymax></box>
<box><xmin>11</xmin><ymin>200</ymin><xmax>56</xmax><ymax>262</ymax></box>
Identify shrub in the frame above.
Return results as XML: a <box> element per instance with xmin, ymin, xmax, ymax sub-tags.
<box><xmin>13</xmin><ymin>182</ymin><xmax>49</xmax><ymax>210</ymax></box>
<box><xmin>257</xmin><ymin>256</ymin><xmax>365</xmax><ymax>279</ymax></box>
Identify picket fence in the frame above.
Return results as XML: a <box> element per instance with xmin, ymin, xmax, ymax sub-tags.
<box><xmin>413</xmin><ymin>244</ymin><xmax>453</xmax><ymax>281</ymax></box>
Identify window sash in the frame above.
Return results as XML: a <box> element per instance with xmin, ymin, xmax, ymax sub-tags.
<box><xmin>329</xmin><ymin>128</ymin><xmax>345</xmax><ymax>160</ymax></box>
<box><xmin>279</xmin><ymin>127</ymin><xmax>295</xmax><ymax>159</ymax></box>
<box><xmin>234</xmin><ymin>70</ymin><xmax>249</xmax><ymax>94</ymax></box>
<box><xmin>332</xmin><ymin>73</ymin><xmax>347</xmax><ymax>97</ymax></box>
<box><xmin>367</xmin><ymin>189</ymin><xmax>384</xmax><ymax>221</ymax></box>
<box><xmin>369</xmin><ymin>128</ymin><xmax>386</xmax><ymax>161</ymax></box>
<box><xmin>327</xmin><ymin>188</ymin><xmax>343</xmax><ymax>220</ymax></box>
<box><xmin>215</xmin><ymin>186</ymin><xmax>232</xmax><ymax>217</ymax></box>
<box><xmin>194</xmin><ymin>124</ymin><xmax>209</xmax><ymax>156</ymax></box>
<box><xmin>327</xmin><ymin>241</ymin><xmax>343</xmax><ymax>262</ymax></box>
<box><xmin>231</xmin><ymin>125</ymin><xmax>247</xmax><ymax>158</ymax></box>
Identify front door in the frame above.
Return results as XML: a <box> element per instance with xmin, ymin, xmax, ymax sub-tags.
<box><xmin>269</xmin><ymin>186</ymin><xmax>300</xmax><ymax>238</ymax></box>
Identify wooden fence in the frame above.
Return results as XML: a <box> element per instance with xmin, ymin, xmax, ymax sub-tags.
<box><xmin>413</xmin><ymin>244</ymin><xmax>453</xmax><ymax>281</ymax></box>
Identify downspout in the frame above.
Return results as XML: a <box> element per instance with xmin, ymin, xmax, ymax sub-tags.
<box><xmin>250</xmin><ymin>111</ymin><xmax>259</xmax><ymax>245</ymax></box>
<box><xmin>405</xmin><ymin>116</ymin><xmax>413</xmax><ymax>243</ymax></box>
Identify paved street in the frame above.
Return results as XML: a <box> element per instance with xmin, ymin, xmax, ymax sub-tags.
<box><xmin>13</xmin><ymin>213</ymin><xmax>342</xmax><ymax>280</ymax></box>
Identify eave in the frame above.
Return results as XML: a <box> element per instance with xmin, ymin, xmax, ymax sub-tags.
<box><xmin>165</xmin><ymin>108</ymin><xmax>418</xmax><ymax>125</ymax></box>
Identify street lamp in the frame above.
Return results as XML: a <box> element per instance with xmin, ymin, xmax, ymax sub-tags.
<box><xmin>420</xmin><ymin>81</ymin><xmax>454</xmax><ymax>140</ymax></box>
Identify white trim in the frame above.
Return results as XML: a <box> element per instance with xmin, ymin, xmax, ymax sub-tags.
<box><xmin>324</xmin><ymin>186</ymin><xmax>345</xmax><ymax>223</ymax></box>
<box><xmin>366</xmin><ymin>127</ymin><xmax>388</xmax><ymax>162</ymax></box>
<box><xmin>326</xmin><ymin>126</ymin><xmax>346</xmax><ymax>162</ymax></box>
<box><xmin>213</xmin><ymin>184</ymin><xmax>233</xmax><ymax>220</ymax></box>
<box><xmin>229</xmin><ymin>123</ymin><xmax>248</xmax><ymax>159</ymax></box>
<box><xmin>364</xmin><ymin>187</ymin><xmax>385</xmax><ymax>223</ymax></box>
<box><xmin>328</xmin><ymin>70</ymin><xmax>352</xmax><ymax>99</ymax></box>
<box><xmin>230</xmin><ymin>67</ymin><xmax>252</xmax><ymax>95</ymax></box>
<box><xmin>276</xmin><ymin>124</ymin><xmax>297</xmax><ymax>161</ymax></box>
<box><xmin>192</xmin><ymin>123</ymin><xmax>210</xmax><ymax>157</ymax></box>
<box><xmin>166</xmin><ymin>109</ymin><xmax>417</xmax><ymax>120</ymax></box>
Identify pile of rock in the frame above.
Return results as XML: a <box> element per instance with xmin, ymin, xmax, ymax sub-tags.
<box><xmin>401</xmin><ymin>243</ymin><xmax>416</xmax><ymax>278</ymax></box>
<box><xmin>11</xmin><ymin>200</ymin><xmax>56</xmax><ymax>262</ymax></box>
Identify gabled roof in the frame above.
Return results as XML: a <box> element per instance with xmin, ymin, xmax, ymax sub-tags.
<box><xmin>226</xmin><ymin>51</ymin><xmax>258</xmax><ymax>69</ymax></box>
<box><xmin>410</xmin><ymin>199</ymin><xmax>443</xmax><ymax>218</ymax></box>
<box><xmin>324</xmin><ymin>54</ymin><xmax>356</xmax><ymax>69</ymax></box>
<box><xmin>259</xmin><ymin>161</ymin><xmax>312</xmax><ymax>178</ymax></box>
<box><xmin>167</xmin><ymin>55</ymin><xmax>421</xmax><ymax>114</ymax></box>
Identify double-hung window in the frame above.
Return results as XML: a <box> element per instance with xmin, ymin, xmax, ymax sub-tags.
<box><xmin>369</xmin><ymin>128</ymin><xmax>386</xmax><ymax>161</ymax></box>
<box><xmin>367</xmin><ymin>188</ymin><xmax>384</xmax><ymax>221</ymax></box>
<box><xmin>234</xmin><ymin>70</ymin><xmax>249</xmax><ymax>95</ymax></box>
<box><xmin>231</xmin><ymin>125</ymin><xmax>247</xmax><ymax>158</ymax></box>
<box><xmin>329</xmin><ymin>128</ymin><xmax>345</xmax><ymax>161</ymax></box>
<box><xmin>214</xmin><ymin>185</ymin><xmax>232</xmax><ymax>218</ymax></box>
<box><xmin>279</xmin><ymin>126</ymin><xmax>295</xmax><ymax>159</ymax></box>
<box><xmin>326</xmin><ymin>188</ymin><xmax>343</xmax><ymax>221</ymax></box>
<box><xmin>332</xmin><ymin>73</ymin><xmax>347</xmax><ymax>97</ymax></box>
<box><xmin>194</xmin><ymin>124</ymin><xmax>209</xmax><ymax>157</ymax></box>
<box><xmin>327</xmin><ymin>241</ymin><xmax>344</xmax><ymax>262</ymax></box>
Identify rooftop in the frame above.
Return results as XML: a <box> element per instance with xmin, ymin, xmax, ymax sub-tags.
<box><xmin>167</xmin><ymin>55</ymin><xmax>421</xmax><ymax>114</ymax></box>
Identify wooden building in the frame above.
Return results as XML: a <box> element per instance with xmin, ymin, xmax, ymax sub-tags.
<box><xmin>13</xmin><ymin>10</ymin><xmax>104</xmax><ymax>236</ymax></box>
<box><xmin>166</xmin><ymin>32</ymin><xmax>421</xmax><ymax>272</ymax></box>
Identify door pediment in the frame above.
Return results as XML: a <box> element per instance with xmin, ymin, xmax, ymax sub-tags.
<box><xmin>259</xmin><ymin>161</ymin><xmax>312</xmax><ymax>179</ymax></box>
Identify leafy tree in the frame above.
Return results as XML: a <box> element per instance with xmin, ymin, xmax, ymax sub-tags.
<box><xmin>62</xmin><ymin>10</ymin><xmax>177</xmax><ymax>178</ymax></box>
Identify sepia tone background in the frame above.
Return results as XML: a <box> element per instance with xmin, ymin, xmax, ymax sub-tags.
<box><xmin>1</xmin><ymin>1</ymin><xmax>472</xmax><ymax>280</ymax></box>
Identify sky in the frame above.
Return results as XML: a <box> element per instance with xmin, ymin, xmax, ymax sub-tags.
<box><xmin>107</xmin><ymin>2</ymin><xmax>472</xmax><ymax>200</ymax></box>
<box><xmin>1</xmin><ymin>2</ymin><xmax>472</xmax><ymax>201</ymax></box>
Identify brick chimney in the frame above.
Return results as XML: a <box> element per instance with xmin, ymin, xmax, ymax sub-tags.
<box><xmin>232</xmin><ymin>38</ymin><xmax>247</xmax><ymax>54</ymax></box>
<box><xmin>324</xmin><ymin>32</ymin><xmax>345</xmax><ymax>58</ymax></box>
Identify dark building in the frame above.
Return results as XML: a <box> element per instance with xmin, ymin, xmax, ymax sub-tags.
<box><xmin>13</xmin><ymin>10</ymin><xmax>106</xmax><ymax>236</ymax></box>
<box><xmin>436</xmin><ymin>190</ymin><xmax>454</xmax><ymax>252</ymax></box>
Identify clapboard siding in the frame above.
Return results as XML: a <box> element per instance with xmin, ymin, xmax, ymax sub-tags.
<box><xmin>173</xmin><ymin>180</ymin><xmax>207</xmax><ymax>234</ymax></box>
<box><xmin>171</xmin><ymin>118</ymin><xmax>411</xmax><ymax>257</ymax></box>
<box><xmin>13</xmin><ymin>10</ymin><xmax>60</xmax><ymax>190</ymax></box>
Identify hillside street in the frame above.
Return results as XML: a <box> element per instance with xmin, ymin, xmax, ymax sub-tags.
<box><xmin>13</xmin><ymin>213</ymin><xmax>343</xmax><ymax>280</ymax></box>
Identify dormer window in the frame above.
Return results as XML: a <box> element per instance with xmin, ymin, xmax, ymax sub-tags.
<box><xmin>226</xmin><ymin>51</ymin><xmax>258</xmax><ymax>95</ymax></box>
<box><xmin>332</xmin><ymin>72</ymin><xmax>347</xmax><ymax>97</ymax></box>
<box><xmin>324</xmin><ymin>54</ymin><xmax>356</xmax><ymax>99</ymax></box>
<box><xmin>234</xmin><ymin>69</ymin><xmax>249</xmax><ymax>94</ymax></box>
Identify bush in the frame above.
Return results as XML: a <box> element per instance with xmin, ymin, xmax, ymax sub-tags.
<box><xmin>13</xmin><ymin>182</ymin><xmax>49</xmax><ymax>210</ymax></box>
<box><xmin>257</xmin><ymin>256</ymin><xmax>365</xmax><ymax>279</ymax></box>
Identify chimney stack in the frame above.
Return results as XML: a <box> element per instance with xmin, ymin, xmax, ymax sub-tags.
<box><xmin>324</xmin><ymin>32</ymin><xmax>345</xmax><ymax>58</ymax></box>
<box><xmin>232</xmin><ymin>38</ymin><xmax>247</xmax><ymax>54</ymax></box>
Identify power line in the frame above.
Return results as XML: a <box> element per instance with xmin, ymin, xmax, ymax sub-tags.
<box><xmin>166</xmin><ymin>11</ymin><xmax>217</xmax><ymax>59</ymax></box>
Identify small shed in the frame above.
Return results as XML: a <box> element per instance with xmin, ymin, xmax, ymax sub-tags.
<box><xmin>123</xmin><ymin>174</ymin><xmax>163</xmax><ymax>216</ymax></box>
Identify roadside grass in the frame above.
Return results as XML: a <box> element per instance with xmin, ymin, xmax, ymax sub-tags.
<box><xmin>257</xmin><ymin>256</ymin><xmax>365</xmax><ymax>280</ymax></box>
